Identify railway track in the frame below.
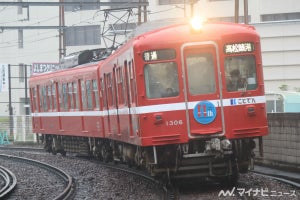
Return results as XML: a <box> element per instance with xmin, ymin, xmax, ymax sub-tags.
<box><xmin>0</xmin><ymin>153</ymin><xmax>76</xmax><ymax>200</ymax></box>
<box><xmin>1</xmin><ymin>146</ymin><xmax>299</xmax><ymax>199</ymax></box>
<box><xmin>0</xmin><ymin>165</ymin><xmax>17</xmax><ymax>199</ymax></box>
<box><xmin>251</xmin><ymin>169</ymin><xmax>300</xmax><ymax>189</ymax></box>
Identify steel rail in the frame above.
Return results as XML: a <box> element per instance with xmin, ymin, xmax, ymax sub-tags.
<box><xmin>0</xmin><ymin>166</ymin><xmax>17</xmax><ymax>198</ymax></box>
<box><xmin>251</xmin><ymin>170</ymin><xmax>300</xmax><ymax>189</ymax></box>
<box><xmin>0</xmin><ymin>154</ymin><xmax>76</xmax><ymax>200</ymax></box>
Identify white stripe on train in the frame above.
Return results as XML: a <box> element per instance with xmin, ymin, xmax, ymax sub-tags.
<box><xmin>31</xmin><ymin>96</ymin><xmax>266</xmax><ymax>117</ymax></box>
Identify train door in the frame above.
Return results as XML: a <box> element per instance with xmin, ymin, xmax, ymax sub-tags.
<box><xmin>124</xmin><ymin>61</ymin><xmax>134</xmax><ymax>138</ymax></box>
<box><xmin>181</xmin><ymin>42</ymin><xmax>225</xmax><ymax>138</ymax></box>
<box><xmin>103</xmin><ymin>74</ymin><xmax>112</xmax><ymax>135</ymax></box>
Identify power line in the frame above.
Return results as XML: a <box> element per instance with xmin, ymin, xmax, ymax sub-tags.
<box><xmin>0</xmin><ymin>1</ymin><xmax>149</xmax><ymax>7</ymax></box>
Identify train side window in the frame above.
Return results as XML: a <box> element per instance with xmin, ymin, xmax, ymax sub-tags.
<box><xmin>52</xmin><ymin>84</ymin><xmax>57</xmax><ymax>110</ymax></box>
<box><xmin>68</xmin><ymin>83</ymin><xmax>74</xmax><ymax>109</ymax></box>
<box><xmin>42</xmin><ymin>86</ymin><xmax>48</xmax><ymax>111</ymax></box>
<box><xmin>116</xmin><ymin>67</ymin><xmax>125</xmax><ymax>105</ymax></box>
<box><xmin>186</xmin><ymin>53</ymin><xmax>216</xmax><ymax>95</ymax></box>
<box><xmin>62</xmin><ymin>83</ymin><xmax>68</xmax><ymax>110</ymax></box>
<box><xmin>129</xmin><ymin>61</ymin><xmax>136</xmax><ymax>103</ymax></box>
<box><xmin>59</xmin><ymin>84</ymin><xmax>63</xmax><ymax>111</ymax></box>
<box><xmin>225</xmin><ymin>55</ymin><xmax>257</xmax><ymax>92</ymax></box>
<box><xmin>39</xmin><ymin>86</ymin><xmax>43</xmax><ymax>111</ymax></box>
<box><xmin>100</xmin><ymin>78</ymin><xmax>107</xmax><ymax>109</ymax></box>
<box><xmin>81</xmin><ymin>80</ymin><xmax>87</xmax><ymax>110</ymax></box>
<box><xmin>144</xmin><ymin>62</ymin><xmax>179</xmax><ymax>99</ymax></box>
<box><xmin>106</xmin><ymin>73</ymin><xmax>114</xmax><ymax>107</ymax></box>
<box><xmin>92</xmin><ymin>80</ymin><xmax>100</xmax><ymax>109</ymax></box>
<box><xmin>47</xmin><ymin>85</ymin><xmax>52</xmax><ymax>111</ymax></box>
<box><xmin>86</xmin><ymin>80</ymin><xmax>93</xmax><ymax>110</ymax></box>
<box><xmin>73</xmin><ymin>82</ymin><xmax>79</xmax><ymax>110</ymax></box>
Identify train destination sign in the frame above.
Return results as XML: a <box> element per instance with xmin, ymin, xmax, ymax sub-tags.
<box><xmin>143</xmin><ymin>49</ymin><xmax>176</xmax><ymax>61</ymax></box>
<box><xmin>32</xmin><ymin>63</ymin><xmax>60</xmax><ymax>74</ymax></box>
<box><xmin>224</xmin><ymin>42</ymin><xmax>254</xmax><ymax>54</ymax></box>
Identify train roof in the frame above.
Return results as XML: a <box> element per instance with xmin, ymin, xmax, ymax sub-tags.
<box><xmin>103</xmin><ymin>18</ymin><xmax>258</xmax><ymax>60</ymax></box>
<box><xmin>29</xmin><ymin>61</ymin><xmax>102</xmax><ymax>86</ymax></box>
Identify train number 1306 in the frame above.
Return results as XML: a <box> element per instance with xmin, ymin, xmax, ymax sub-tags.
<box><xmin>166</xmin><ymin>120</ymin><xmax>183</xmax><ymax>126</ymax></box>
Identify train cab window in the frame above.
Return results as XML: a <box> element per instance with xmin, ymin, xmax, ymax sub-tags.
<box><xmin>225</xmin><ymin>55</ymin><xmax>257</xmax><ymax>92</ymax></box>
<box><xmin>86</xmin><ymin>80</ymin><xmax>93</xmax><ymax>110</ymax></box>
<box><xmin>92</xmin><ymin>80</ymin><xmax>100</xmax><ymax>109</ymax></box>
<box><xmin>144</xmin><ymin>62</ymin><xmax>179</xmax><ymax>99</ymax></box>
<box><xmin>186</xmin><ymin>53</ymin><xmax>216</xmax><ymax>95</ymax></box>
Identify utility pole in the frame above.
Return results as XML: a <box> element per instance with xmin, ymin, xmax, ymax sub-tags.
<box><xmin>244</xmin><ymin>0</ymin><xmax>249</xmax><ymax>24</ymax></box>
<box><xmin>8</xmin><ymin>64</ymin><xmax>13</xmax><ymax>135</ymax></box>
<box><xmin>235</xmin><ymin>0</ymin><xmax>239</xmax><ymax>23</ymax></box>
<box><xmin>59</xmin><ymin>0</ymin><xmax>66</xmax><ymax>59</ymax></box>
<box><xmin>235</xmin><ymin>0</ymin><xmax>249</xmax><ymax>24</ymax></box>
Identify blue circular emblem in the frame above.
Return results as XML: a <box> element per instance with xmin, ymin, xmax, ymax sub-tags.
<box><xmin>193</xmin><ymin>101</ymin><xmax>217</xmax><ymax>124</ymax></box>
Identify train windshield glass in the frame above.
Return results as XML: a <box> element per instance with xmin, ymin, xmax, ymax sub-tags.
<box><xmin>144</xmin><ymin>62</ymin><xmax>179</xmax><ymax>99</ymax></box>
<box><xmin>186</xmin><ymin>53</ymin><xmax>216</xmax><ymax>95</ymax></box>
<box><xmin>225</xmin><ymin>55</ymin><xmax>257</xmax><ymax>92</ymax></box>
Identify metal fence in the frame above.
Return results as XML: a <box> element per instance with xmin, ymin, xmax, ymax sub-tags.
<box><xmin>0</xmin><ymin>115</ymin><xmax>35</xmax><ymax>144</ymax></box>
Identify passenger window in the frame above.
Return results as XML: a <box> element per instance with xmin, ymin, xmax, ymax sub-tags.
<box><xmin>68</xmin><ymin>83</ymin><xmax>74</xmax><ymax>109</ymax></box>
<box><xmin>144</xmin><ymin>62</ymin><xmax>179</xmax><ymax>99</ymax></box>
<box><xmin>86</xmin><ymin>80</ymin><xmax>93</xmax><ymax>110</ymax></box>
<box><xmin>62</xmin><ymin>83</ymin><xmax>68</xmax><ymax>110</ymax></box>
<box><xmin>47</xmin><ymin>86</ymin><xmax>52</xmax><ymax>111</ymax></box>
<box><xmin>92</xmin><ymin>80</ymin><xmax>100</xmax><ymax>109</ymax></box>
<box><xmin>81</xmin><ymin>80</ymin><xmax>87</xmax><ymax>110</ymax></box>
<box><xmin>73</xmin><ymin>82</ymin><xmax>79</xmax><ymax>110</ymax></box>
<box><xmin>41</xmin><ymin>86</ymin><xmax>47</xmax><ymax>111</ymax></box>
<box><xmin>225</xmin><ymin>55</ymin><xmax>257</xmax><ymax>92</ymax></box>
<box><xmin>116</xmin><ymin>67</ymin><xmax>125</xmax><ymax>105</ymax></box>
<box><xmin>52</xmin><ymin>84</ymin><xmax>57</xmax><ymax>110</ymax></box>
<box><xmin>106</xmin><ymin>73</ymin><xmax>114</xmax><ymax>107</ymax></box>
<box><xmin>186</xmin><ymin>53</ymin><xmax>216</xmax><ymax>95</ymax></box>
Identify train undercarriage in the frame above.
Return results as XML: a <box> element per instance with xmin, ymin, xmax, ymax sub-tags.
<box><xmin>39</xmin><ymin>134</ymin><xmax>258</xmax><ymax>185</ymax></box>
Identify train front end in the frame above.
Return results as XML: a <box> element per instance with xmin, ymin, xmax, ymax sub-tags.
<box><xmin>134</xmin><ymin>19</ymin><xmax>268</xmax><ymax>182</ymax></box>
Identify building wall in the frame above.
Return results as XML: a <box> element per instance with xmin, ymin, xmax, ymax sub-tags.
<box><xmin>254</xmin><ymin>21</ymin><xmax>300</xmax><ymax>92</ymax></box>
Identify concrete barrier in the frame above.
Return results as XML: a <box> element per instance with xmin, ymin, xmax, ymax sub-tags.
<box><xmin>255</xmin><ymin>113</ymin><xmax>300</xmax><ymax>171</ymax></box>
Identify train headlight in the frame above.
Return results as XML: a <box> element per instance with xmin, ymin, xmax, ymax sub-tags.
<box><xmin>190</xmin><ymin>16</ymin><xmax>206</xmax><ymax>32</ymax></box>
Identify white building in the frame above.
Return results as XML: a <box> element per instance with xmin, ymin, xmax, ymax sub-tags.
<box><xmin>0</xmin><ymin>0</ymin><xmax>300</xmax><ymax>115</ymax></box>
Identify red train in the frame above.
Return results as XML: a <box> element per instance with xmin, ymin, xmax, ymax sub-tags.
<box><xmin>29</xmin><ymin>18</ymin><xmax>268</xmax><ymax>183</ymax></box>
